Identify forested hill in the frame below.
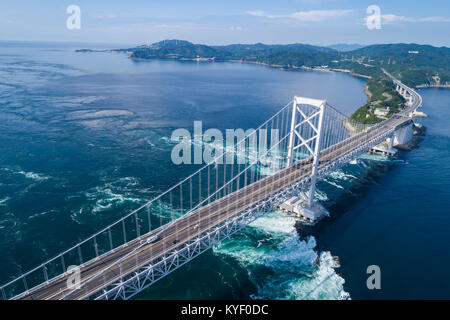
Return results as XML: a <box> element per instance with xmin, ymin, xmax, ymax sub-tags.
<box><xmin>79</xmin><ymin>40</ymin><xmax>450</xmax><ymax>87</ymax></box>
<box><xmin>341</xmin><ymin>44</ymin><xmax>450</xmax><ymax>87</ymax></box>
<box><xmin>113</xmin><ymin>40</ymin><xmax>339</xmax><ymax>68</ymax></box>
<box><xmin>215</xmin><ymin>43</ymin><xmax>338</xmax><ymax>66</ymax></box>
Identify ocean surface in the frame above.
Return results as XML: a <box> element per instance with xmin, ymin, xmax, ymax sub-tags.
<box><xmin>0</xmin><ymin>41</ymin><xmax>449</xmax><ymax>299</ymax></box>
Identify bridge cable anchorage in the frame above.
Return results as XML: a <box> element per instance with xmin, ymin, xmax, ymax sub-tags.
<box><xmin>2</xmin><ymin>82</ymin><xmax>422</xmax><ymax>299</ymax></box>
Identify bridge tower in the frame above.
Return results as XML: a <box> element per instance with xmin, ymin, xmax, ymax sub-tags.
<box><xmin>286</xmin><ymin>97</ymin><xmax>326</xmax><ymax>211</ymax></box>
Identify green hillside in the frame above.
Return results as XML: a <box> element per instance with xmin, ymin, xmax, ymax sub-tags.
<box><xmin>116</xmin><ymin>40</ymin><xmax>339</xmax><ymax>67</ymax></box>
<box><xmin>342</xmin><ymin>43</ymin><xmax>450</xmax><ymax>87</ymax></box>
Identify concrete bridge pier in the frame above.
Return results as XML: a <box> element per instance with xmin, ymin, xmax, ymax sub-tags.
<box><xmin>370</xmin><ymin>122</ymin><xmax>415</xmax><ymax>156</ymax></box>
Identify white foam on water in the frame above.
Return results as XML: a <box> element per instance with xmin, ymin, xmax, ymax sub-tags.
<box><xmin>0</xmin><ymin>219</ymin><xmax>10</xmax><ymax>230</ymax></box>
<box><xmin>276</xmin><ymin>251</ymin><xmax>350</xmax><ymax>300</ymax></box>
<box><xmin>249</xmin><ymin>211</ymin><xmax>296</xmax><ymax>235</ymax></box>
<box><xmin>1</xmin><ymin>167</ymin><xmax>50</xmax><ymax>182</ymax></box>
<box><xmin>214</xmin><ymin>210</ymin><xmax>349</xmax><ymax>300</ymax></box>
<box><xmin>261</xmin><ymin>235</ymin><xmax>318</xmax><ymax>273</ymax></box>
<box><xmin>149</xmin><ymin>199</ymin><xmax>185</xmax><ymax>220</ymax></box>
<box><xmin>328</xmin><ymin>170</ymin><xmax>357</xmax><ymax>181</ymax></box>
<box><xmin>160</xmin><ymin>136</ymin><xmax>177</xmax><ymax>145</ymax></box>
<box><xmin>216</xmin><ymin>236</ymin><xmax>269</xmax><ymax>266</ymax></box>
<box><xmin>27</xmin><ymin>210</ymin><xmax>57</xmax><ymax>220</ymax></box>
<box><xmin>86</xmin><ymin>186</ymin><xmax>142</xmax><ymax>214</ymax></box>
<box><xmin>144</xmin><ymin>137</ymin><xmax>155</xmax><ymax>147</ymax></box>
<box><xmin>0</xmin><ymin>197</ymin><xmax>10</xmax><ymax>206</ymax></box>
<box><xmin>72</xmin><ymin>96</ymin><xmax>106</xmax><ymax>104</ymax></box>
<box><xmin>0</xmin><ymin>213</ymin><xmax>17</xmax><ymax>231</ymax></box>
<box><xmin>72</xmin><ymin>177</ymin><xmax>145</xmax><ymax>218</ymax></box>
<box><xmin>67</xmin><ymin>109</ymin><xmax>133</xmax><ymax>121</ymax></box>
<box><xmin>19</xmin><ymin>170</ymin><xmax>50</xmax><ymax>182</ymax></box>
<box><xmin>109</xmin><ymin>176</ymin><xmax>140</xmax><ymax>189</ymax></box>
<box><xmin>358</xmin><ymin>153</ymin><xmax>391</xmax><ymax>162</ymax></box>
<box><xmin>314</xmin><ymin>189</ymin><xmax>329</xmax><ymax>202</ymax></box>
<box><xmin>322</xmin><ymin>177</ymin><xmax>345</xmax><ymax>190</ymax></box>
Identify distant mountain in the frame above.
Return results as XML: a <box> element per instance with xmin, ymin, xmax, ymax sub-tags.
<box><xmin>146</xmin><ymin>39</ymin><xmax>194</xmax><ymax>49</ymax></box>
<box><xmin>327</xmin><ymin>44</ymin><xmax>364</xmax><ymax>52</ymax></box>
<box><xmin>217</xmin><ymin>43</ymin><xmax>338</xmax><ymax>66</ymax></box>
<box><xmin>125</xmin><ymin>39</ymin><xmax>220</xmax><ymax>59</ymax></box>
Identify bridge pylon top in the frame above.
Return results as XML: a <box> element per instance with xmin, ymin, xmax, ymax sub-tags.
<box><xmin>294</xmin><ymin>96</ymin><xmax>326</xmax><ymax>108</ymax></box>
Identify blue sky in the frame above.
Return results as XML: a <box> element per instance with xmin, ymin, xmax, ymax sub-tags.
<box><xmin>1</xmin><ymin>0</ymin><xmax>449</xmax><ymax>46</ymax></box>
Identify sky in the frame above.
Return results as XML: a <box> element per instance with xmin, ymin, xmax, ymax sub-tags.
<box><xmin>0</xmin><ymin>0</ymin><xmax>449</xmax><ymax>47</ymax></box>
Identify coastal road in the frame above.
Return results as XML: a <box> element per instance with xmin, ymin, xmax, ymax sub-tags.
<box><xmin>382</xmin><ymin>68</ymin><xmax>422</xmax><ymax>112</ymax></box>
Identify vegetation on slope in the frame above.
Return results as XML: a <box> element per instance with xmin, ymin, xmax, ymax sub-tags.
<box><xmin>350</xmin><ymin>76</ymin><xmax>406</xmax><ymax>124</ymax></box>
<box><xmin>340</xmin><ymin>43</ymin><xmax>450</xmax><ymax>87</ymax></box>
<box><xmin>121</xmin><ymin>40</ymin><xmax>340</xmax><ymax>67</ymax></box>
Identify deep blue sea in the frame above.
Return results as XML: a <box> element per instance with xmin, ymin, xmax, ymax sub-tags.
<box><xmin>0</xmin><ymin>41</ymin><xmax>449</xmax><ymax>299</ymax></box>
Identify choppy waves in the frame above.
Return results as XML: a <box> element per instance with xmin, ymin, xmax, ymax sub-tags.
<box><xmin>0</xmin><ymin>167</ymin><xmax>50</xmax><ymax>182</ymax></box>
<box><xmin>212</xmin><ymin>155</ymin><xmax>401</xmax><ymax>300</ymax></box>
<box><xmin>214</xmin><ymin>210</ymin><xmax>349</xmax><ymax>300</ymax></box>
<box><xmin>69</xmin><ymin>177</ymin><xmax>148</xmax><ymax>224</ymax></box>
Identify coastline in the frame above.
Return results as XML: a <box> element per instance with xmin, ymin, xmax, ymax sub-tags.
<box><xmin>123</xmin><ymin>51</ymin><xmax>373</xmax><ymax>80</ymax></box>
<box><xmin>363</xmin><ymin>83</ymin><xmax>371</xmax><ymax>99</ymax></box>
<box><xmin>129</xmin><ymin>55</ymin><xmax>373</xmax><ymax>83</ymax></box>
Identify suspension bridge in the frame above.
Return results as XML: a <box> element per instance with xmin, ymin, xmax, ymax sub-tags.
<box><xmin>1</xmin><ymin>74</ymin><xmax>422</xmax><ymax>300</ymax></box>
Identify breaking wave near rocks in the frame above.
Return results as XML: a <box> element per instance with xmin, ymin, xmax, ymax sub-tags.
<box><xmin>213</xmin><ymin>210</ymin><xmax>349</xmax><ymax>300</ymax></box>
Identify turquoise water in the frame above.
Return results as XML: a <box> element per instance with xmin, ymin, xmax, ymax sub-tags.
<box><xmin>0</xmin><ymin>41</ymin><xmax>448</xmax><ymax>299</ymax></box>
<box><xmin>315</xmin><ymin>88</ymin><xmax>450</xmax><ymax>299</ymax></box>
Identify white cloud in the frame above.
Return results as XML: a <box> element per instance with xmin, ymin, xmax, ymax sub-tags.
<box><xmin>381</xmin><ymin>14</ymin><xmax>414</xmax><ymax>24</ymax></box>
<box><xmin>418</xmin><ymin>16</ymin><xmax>450</xmax><ymax>22</ymax></box>
<box><xmin>228</xmin><ymin>26</ymin><xmax>243</xmax><ymax>31</ymax></box>
<box><xmin>250</xmin><ymin>9</ymin><xmax>450</xmax><ymax>25</ymax></box>
<box><xmin>291</xmin><ymin>10</ymin><xmax>354</xmax><ymax>22</ymax></box>
<box><xmin>95</xmin><ymin>14</ymin><xmax>118</xmax><ymax>19</ymax></box>
<box><xmin>246</xmin><ymin>9</ymin><xmax>354</xmax><ymax>22</ymax></box>
<box><xmin>381</xmin><ymin>14</ymin><xmax>450</xmax><ymax>24</ymax></box>
<box><xmin>247</xmin><ymin>10</ymin><xmax>267</xmax><ymax>18</ymax></box>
